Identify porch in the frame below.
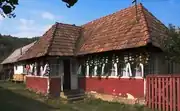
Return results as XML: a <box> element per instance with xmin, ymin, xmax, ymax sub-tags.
<box><xmin>25</xmin><ymin>57</ymin><xmax>80</xmax><ymax>97</ymax></box>
<box><xmin>24</xmin><ymin>47</ymin><xmax>180</xmax><ymax>101</ymax></box>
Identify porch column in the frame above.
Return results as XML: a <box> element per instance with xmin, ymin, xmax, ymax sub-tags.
<box><xmin>101</xmin><ymin>64</ymin><xmax>105</xmax><ymax>75</ymax></box>
<box><xmin>86</xmin><ymin>64</ymin><xmax>89</xmax><ymax>76</ymax></box>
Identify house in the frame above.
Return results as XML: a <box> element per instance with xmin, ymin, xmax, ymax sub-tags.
<box><xmin>16</xmin><ymin>3</ymin><xmax>180</xmax><ymax>100</ymax></box>
<box><xmin>1</xmin><ymin>41</ymin><xmax>36</xmax><ymax>81</ymax></box>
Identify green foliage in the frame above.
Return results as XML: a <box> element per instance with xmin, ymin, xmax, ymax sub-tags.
<box><xmin>0</xmin><ymin>0</ymin><xmax>18</xmax><ymax>18</ymax></box>
<box><xmin>62</xmin><ymin>0</ymin><xmax>78</xmax><ymax>8</ymax></box>
<box><xmin>161</xmin><ymin>24</ymin><xmax>180</xmax><ymax>63</ymax></box>
<box><xmin>0</xmin><ymin>0</ymin><xmax>78</xmax><ymax>18</ymax></box>
<box><xmin>0</xmin><ymin>34</ymin><xmax>39</xmax><ymax>62</ymax></box>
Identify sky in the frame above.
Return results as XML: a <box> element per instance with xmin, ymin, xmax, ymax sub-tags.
<box><xmin>0</xmin><ymin>0</ymin><xmax>180</xmax><ymax>38</ymax></box>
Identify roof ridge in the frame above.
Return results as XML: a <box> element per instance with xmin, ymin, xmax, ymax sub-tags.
<box><xmin>141</xmin><ymin>4</ymin><xmax>168</xmax><ymax>31</ymax></box>
<box><xmin>55</xmin><ymin>22</ymin><xmax>80</xmax><ymax>27</ymax></box>
<box><xmin>81</xmin><ymin>3</ymin><xmax>142</xmax><ymax>27</ymax></box>
<box><xmin>140</xmin><ymin>3</ymin><xmax>151</xmax><ymax>43</ymax></box>
<box><xmin>46</xmin><ymin>23</ymin><xmax>58</xmax><ymax>55</ymax></box>
<box><xmin>17</xmin><ymin>41</ymin><xmax>36</xmax><ymax>62</ymax></box>
<box><xmin>74</xmin><ymin>28</ymin><xmax>83</xmax><ymax>55</ymax></box>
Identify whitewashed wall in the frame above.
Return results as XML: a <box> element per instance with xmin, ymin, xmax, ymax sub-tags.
<box><xmin>14</xmin><ymin>65</ymin><xmax>23</xmax><ymax>74</ymax></box>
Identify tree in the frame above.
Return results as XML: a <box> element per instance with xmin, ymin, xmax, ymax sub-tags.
<box><xmin>160</xmin><ymin>24</ymin><xmax>180</xmax><ymax>63</ymax></box>
<box><xmin>1</xmin><ymin>0</ymin><xmax>139</xmax><ymax>18</ymax></box>
<box><xmin>62</xmin><ymin>0</ymin><xmax>78</xmax><ymax>8</ymax></box>
<box><xmin>0</xmin><ymin>0</ymin><xmax>78</xmax><ymax>18</ymax></box>
<box><xmin>0</xmin><ymin>0</ymin><xmax>18</xmax><ymax>18</ymax></box>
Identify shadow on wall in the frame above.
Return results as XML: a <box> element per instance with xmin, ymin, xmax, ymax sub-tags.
<box><xmin>78</xmin><ymin>76</ymin><xmax>86</xmax><ymax>91</ymax></box>
<box><xmin>0</xmin><ymin>85</ymin><xmax>57</xmax><ymax>111</ymax></box>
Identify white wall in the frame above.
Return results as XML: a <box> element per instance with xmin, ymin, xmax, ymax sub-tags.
<box><xmin>14</xmin><ymin>65</ymin><xmax>23</xmax><ymax>74</ymax></box>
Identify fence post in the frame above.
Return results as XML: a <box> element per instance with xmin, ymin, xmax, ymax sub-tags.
<box><xmin>155</xmin><ymin>77</ymin><xmax>158</xmax><ymax>110</ymax></box>
<box><xmin>146</xmin><ymin>77</ymin><xmax>149</xmax><ymax>106</ymax></box>
<box><xmin>152</xmin><ymin>77</ymin><xmax>155</xmax><ymax>110</ymax></box>
<box><xmin>177</xmin><ymin>78</ymin><xmax>180</xmax><ymax>111</ymax></box>
<box><xmin>148</xmin><ymin>77</ymin><xmax>151</xmax><ymax>108</ymax></box>
<box><xmin>173</xmin><ymin>77</ymin><xmax>176</xmax><ymax>111</ymax></box>
<box><xmin>162</xmin><ymin>77</ymin><xmax>165</xmax><ymax>111</ymax></box>
<box><xmin>170</xmin><ymin>77</ymin><xmax>173</xmax><ymax>111</ymax></box>
<box><xmin>166</xmin><ymin>77</ymin><xmax>169</xmax><ymax>111</ymax></box>
<box><xmin>158</xmin><ymin>77</ymin><xmax>161</xmax><ymax>111</ymax></box>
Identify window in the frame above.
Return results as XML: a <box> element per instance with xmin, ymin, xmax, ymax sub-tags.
<box><xmin>49</xmin><ymin>59</ymin><xmax>61</xmax><ymax>77</ymax></box>
<box><xmin>105</xmin><ymin>62</ymin><xmax>113</xmax><ymax>76</ymax></box>
<box><xmin>101</xmin><ymin>63</ymin><xmax>106</xmax><ymax>75</ymax></box>
<box><xmin>78</xmin><ymin>65</ymin><xmax>86</xmax><ymax>76</ymax></box>
<box><xmin>97</xmin><ymin>64</ymin><xmax>102</xmax><ymax>76</ymax></box>
<box><xmin>111</xmin><ymin>63</ymin><xmax>116</xmax><ymax>76</ymax></box>
<box><xmin>135</xmin><ymin>63</ymin><xmax>144</xmax><ymax>77</ymax></box>
<box><xmin>123</xmin><ymin>62</ymin><xmax>132</xmax><ymax>77</ymax></box>
<box><xmin>117</xmin><ymin>62</ymin><xmax>124</xmax><ymax>77</ymax></box>
<box><xmin>86</xmin><ymin>65</ymin><xmax>89</xmax><ymax>76</ymax></box>
<box><xmin>131</xmin><ymin>63</ymin><xmax>136</xmax><ymax>77</ymax></box>
<box><xmin>89</xmin><ymin>64</ymin><xmax>94</xmax><ymax>76</ymax></box>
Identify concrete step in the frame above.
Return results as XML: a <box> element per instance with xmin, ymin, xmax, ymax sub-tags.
<box><xmin>66</xmin><ymin>93</ymin><xmax>85</xmax><ymax>98</ymax></box>
<box><xmin>64</xmin><ymin>89</ymin><xmax>84</xmax><ymax>95</ymax></box>
<box><xmin>68</xmin><ymin>95</ymin><xmax>85</xmax><ymax>101</ymax></box>
<box><xmin>60</xmin><ymin>89</ymin><xmax>86</xmax><ymax>102</ymax></box>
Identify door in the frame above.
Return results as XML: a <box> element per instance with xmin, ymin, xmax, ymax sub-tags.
<box><xmin>63</xmin><ymin>59</ymin><xmax>71</xmax><ymax>90</ymax></box>
<box><xmin>71</xmin><ymin>59</ymin><xmax>78</xmax><ymax>90</ymax></box>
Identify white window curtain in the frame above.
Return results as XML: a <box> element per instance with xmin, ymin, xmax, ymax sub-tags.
<box><xmin>94</xmin><ymin>65</ymin><xmax>97</xmax><ymax>76</ymax></box>
<box><xmin>86</xmin><ymin>65</ymin><xmax>89</xmax><ymax>76</ymax></box>
<box><xmin>123</xmin><ymin>62</ymin><xmax>132</xmax><ymax>77</ymax></box>
<box><xmin>114</xmin><ymin>63</ymin><xmax>118</xmax><ymax>76</ymax></box>
<box><xmin>101</xmin><ymin>64</ymin><xmax>105</xmax><ymax>75</ymax></box>
<box><xmin>77</xmin><ymin>65</ymin><xmax>82</xmax><ymax>75</ymax></box>
<box><xmin>111</xmin><ymin>63</ymin><xmax>118</xmax><ymax>76</ymax></box>
<box><xmin>135</xmin><ymin>63</ymin><xmax>144</xmax><ymax>77</ymax></box>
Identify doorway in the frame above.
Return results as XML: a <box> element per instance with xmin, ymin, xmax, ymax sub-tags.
<box><xmin>63</xmin><ymin>59</ymin><xmax>71</xmax><ymax>91</ymax></box>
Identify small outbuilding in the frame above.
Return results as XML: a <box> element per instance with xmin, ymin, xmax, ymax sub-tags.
<box><xmin>1</xmin><ymin>41</ymin><xmax>36</xmax><ymax>81</ymax></box>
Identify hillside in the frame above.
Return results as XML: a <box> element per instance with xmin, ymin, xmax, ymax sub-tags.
<box><xmin>0</xmin><ymin>34</ymin><xmax>39</xmax><ymax>62</ymax></box>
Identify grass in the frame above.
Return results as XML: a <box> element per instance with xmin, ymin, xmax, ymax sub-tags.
<box><xmin>0</xmin><ymin>81</ymin><xmax>152</xmax><ymax>111</ymax></box>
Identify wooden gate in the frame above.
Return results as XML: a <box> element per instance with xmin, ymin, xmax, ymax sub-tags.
<box><xmin>146</xmin><ymin>75</ymin><xmax>180</xmax><ymax>111</ymax></box>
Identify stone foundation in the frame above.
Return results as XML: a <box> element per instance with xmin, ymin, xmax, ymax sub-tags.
<box><xmin>86</xmin><ymin>91</ymin><xmax>145</xmax><ymax>105</ymax></box>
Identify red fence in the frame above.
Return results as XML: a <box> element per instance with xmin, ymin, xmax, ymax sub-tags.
<box><xmin>146</xmin><ymin>75</ymin><xmax>180</xmax><ymax>111</ymax></box>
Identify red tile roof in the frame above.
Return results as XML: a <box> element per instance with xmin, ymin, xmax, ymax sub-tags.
<box><xmin>77</xmin><ymin>3</ymin><xmax>167</xmax><ymax>55</ymax></box>
<box><xmin>19</xmin><ymin>23</ymin><xmax>81</xmax><ymax>60</ymax></box>
<box><xmin>19</xmin><ymin>3</ymin><xmax>167</xmax><ymax>60</ymax></box>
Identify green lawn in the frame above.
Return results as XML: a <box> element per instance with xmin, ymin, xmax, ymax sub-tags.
<box><xmin>0</xmin><ymin>81</ymin><xmax>152</xmax><ymax>111</ymax></box>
